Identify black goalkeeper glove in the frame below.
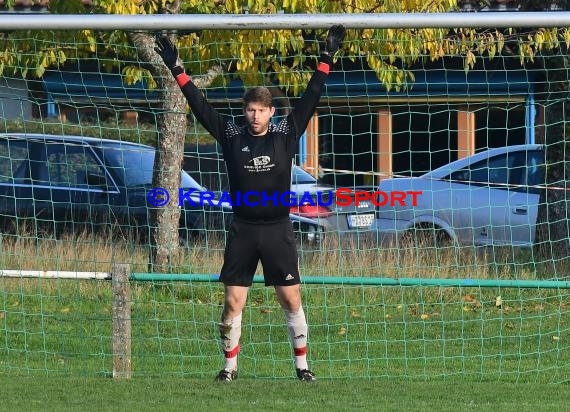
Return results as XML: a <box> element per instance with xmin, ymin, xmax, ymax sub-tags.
<box><xmin>155</xmin><ymin>35</ymin><xmax>184</xmax><ymax>76</ymax></box>
<box><xmin>322</xmin><ymin>24</ymin><xmax>346</xmax><ymax>56</ymax></box>
<box><xmin>320</xmin><ymin>24</ymin><xmax>346</xmax><ymax>66</ymax></box>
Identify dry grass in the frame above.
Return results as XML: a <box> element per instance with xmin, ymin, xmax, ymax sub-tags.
<box><xmin>0</xmin><ymin>230</ymin><xmax>549</xmax><ymax>280</ymax></box>
<box><xmin>295</xmin><ymin>232</ymin><xmax>547</xmax><ymax>279</ymax></box>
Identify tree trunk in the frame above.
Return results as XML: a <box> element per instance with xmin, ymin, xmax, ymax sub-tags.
<box><xmin>150</xmin><ymin>81</ymin><xmax>187</xmax><ymax>272</ymax></box>
<box><xmin>128</xmin><ymin>31</ymin><xmax>187</xmax><ymax>273</ymax></box>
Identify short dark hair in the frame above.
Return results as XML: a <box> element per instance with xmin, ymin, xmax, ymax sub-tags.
<box><xmin>243</xmin><ymin>87</ymin><xmax>273</xmax><ymax>107</ymax></box>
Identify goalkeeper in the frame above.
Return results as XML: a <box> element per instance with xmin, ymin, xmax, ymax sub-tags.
<box><xmin>155</xmin><ymin>24</ymin><xmax>346</xmax><ymax>382</ymax></box>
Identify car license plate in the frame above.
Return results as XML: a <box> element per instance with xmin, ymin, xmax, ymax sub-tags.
<box><xmin>348</xmin><ymin>213</ymin><xmax>374</xmax><ymax>228</ymax></box>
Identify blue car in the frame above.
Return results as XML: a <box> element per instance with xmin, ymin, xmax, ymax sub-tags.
<box><xmin>0</xmin><ymin>133</ymin><xmax>324</xmax><ymax>244</ymax></box>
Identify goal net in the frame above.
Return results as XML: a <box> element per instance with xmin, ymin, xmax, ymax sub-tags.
<box><xmin>0</xmin><ymin>9</ymin><xmax>568</xmax><ymax>382</ymax></box>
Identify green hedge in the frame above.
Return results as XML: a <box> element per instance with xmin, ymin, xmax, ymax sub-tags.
<box><xmin>1</xmin><ymin>118</ymin><xmax>215</xmax><ymax>147</ymax></box>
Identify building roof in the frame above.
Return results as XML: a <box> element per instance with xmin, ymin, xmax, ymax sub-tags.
<box><xmin>42</xmin><ymin>58</ymin><xmax>536</xmax><ymax>108</ymax></box>
<box><xmin>0</xmin><ymin>0</ymin><xmax>91</xmax><ymax>6</ymax></box>
<box><xmin>0</xmin><ymin>0</ymin><xmax>91</xmax><ymax>11</ymax></box>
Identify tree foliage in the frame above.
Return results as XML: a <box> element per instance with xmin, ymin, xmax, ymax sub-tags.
<box><xmin>0</xmin><ymin>0</ymin><xmax>567</xmax><ymax>93</ymax></box>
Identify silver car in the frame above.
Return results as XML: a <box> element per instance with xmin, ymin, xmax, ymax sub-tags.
<box><xmin>374</xmin><ymin>144</ymin><xmax>545</xmax><ymax>247</ymax></box>
<box><xmin>290</xmin><ymin>166</ymin><xmax>378</xmax><ymax>237</ymax></box>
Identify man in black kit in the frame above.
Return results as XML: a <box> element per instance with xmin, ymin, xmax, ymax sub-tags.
<box><xmin>156</xmin><ymin>24</ymin><xmax>346</xmax><ymax>382</ymax></box>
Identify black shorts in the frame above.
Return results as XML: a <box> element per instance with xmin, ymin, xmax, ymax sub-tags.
<box><xmin>219</xmin><ymin>218</ymin><xmax>300</xmax><ymax>287</ymax></box>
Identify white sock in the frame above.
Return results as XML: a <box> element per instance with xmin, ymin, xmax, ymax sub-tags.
<box><xmin>285</xmin><ymin>306</ymin><xmax>309</xmax><ymax>370</ymax></box>
<box><xmin>219</xmin><ymin>312</ymin><xmax>242</xmax><ymax>371</ymax></box>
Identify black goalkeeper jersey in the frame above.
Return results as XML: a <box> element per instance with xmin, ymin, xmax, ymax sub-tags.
<box><xmin>177</xmin><ymin>64</ymin><xmax>330</xmax><ymax>222</ymax></box>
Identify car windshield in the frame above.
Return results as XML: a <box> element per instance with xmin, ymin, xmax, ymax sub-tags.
<box><xmin>292</xmin><ymin>166</ymin><xmax>317</xmax><ymax>184</ymax></box>
<box><xmin>101</xmin><ymin>144</ymin><xmax>204</xmax><ymax>190</ymax></box>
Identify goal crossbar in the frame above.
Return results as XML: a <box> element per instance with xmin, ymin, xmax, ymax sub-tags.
<box><xmin>0</xmin><ymin>12</ymin><xmax>569</xmax><ymax>31</ymax></box>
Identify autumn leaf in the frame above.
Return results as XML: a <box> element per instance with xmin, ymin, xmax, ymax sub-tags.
<box><xmin>463</xmin><ymin>294</ymin><xmax>477</xmax><ymax>303</ymax></box>
<box><xmin>495</xmin><ymin>296</ymin><xmax>503</xmax><ymax>308</ymax></box>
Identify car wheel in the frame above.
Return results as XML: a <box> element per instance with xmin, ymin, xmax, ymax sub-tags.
<box><xmin>400</xmin><ymin>225</ymin><xmax>452</xmax><ymax>249</ymax></box>
<box><xmin>293</xmin><ymin>222</ymin><xmax>324</xmax><ymax>247</ymax></box>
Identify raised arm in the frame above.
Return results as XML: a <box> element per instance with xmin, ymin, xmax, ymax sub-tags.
<box><xmin>155</xmin><ymin>35</ymin><xmax>226</xmax><ymax>143</ymax></box>
<box><xmin>289</xmin><ymin>24</ymin><xmax>346</xmax><ymax>138</ymax></box>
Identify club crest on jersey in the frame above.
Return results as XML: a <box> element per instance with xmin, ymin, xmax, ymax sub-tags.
<box><xmin>252</xmin><ymin>156</ymin><xmax>270</xmax><ymax>167</ymax></box>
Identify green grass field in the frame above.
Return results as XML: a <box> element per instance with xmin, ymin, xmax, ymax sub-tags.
<box><xmin>1</xmin><ymin>279</ymin><xmax>567</xmax><ymax>381</ymax></box>
<box><xmin>0</xmin><ymin>376</ymin><xmax>567</xmax><ymax>411</ymax></box>
<box><xmin>1</xmin><ymin>235</ymin><xmax>569</xmax><ymax>410</ymax></box>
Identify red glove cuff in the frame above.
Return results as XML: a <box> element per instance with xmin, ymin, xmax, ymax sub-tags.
<box><xmin>317</xmin><ymin>62</ymin><xmax>330</xmax><ymax>75</ymax></box>
<box><xmin>176</xmin><ymin>72</ymin><xmax>191</xmax><ymax>87</ymax></box>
